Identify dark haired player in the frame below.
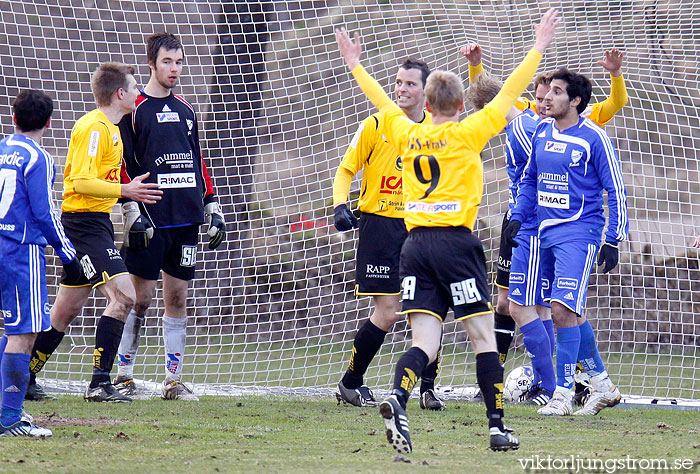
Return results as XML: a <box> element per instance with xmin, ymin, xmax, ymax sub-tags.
<box><xmin>115</xmin><ymin>32</ymin><xmax>225</xmax><ymax>400</ymax></box>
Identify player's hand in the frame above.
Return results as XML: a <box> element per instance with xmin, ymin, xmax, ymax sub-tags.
<box><xmin>204</xmin><ymin>201</ymin><xmax>226</xmax><ymax>250</ymax></box>
<box><xmin>597</xmin><ymin>241</ymin><xmax>619</xmax><ymax>273</ymax></box>
<box><xmin>459</xmin><ymin>43</ymin><xmax>482</xmax><ymax>66</ymax></box>
<box><xmin>335</xmin><ymin>27</ymin><xmax>362</xmax><ymax>70</ymax></box>
<box><xmin>62</xmin><ymin>257</ymin><xmax>84</xmax><ymax>283</ymax></box>
<box><xmin>121</xmin><ymin>172</ymin><xmax>162</xmax><ymax>205</ymax></box>
<box><xmin>597</xmin><ymin>49</ymin><xmax>624</xmax><ymax>77</ymax></box>
<box><xmin>122</xmin><ymin>201</ymin><xmax>154</xmax><ymax>251</ymax></box>
<box><xmin>334</xmin><ymin>203</ymin><xmax>358</xmax><ymax>232</ymax></box>
<box><xmin>533</xmin><ymin>8</ymin><xmax>560</xmax><ymax>54</ymax></box>
<box><xmin>502</xmin><ymin>220</ymin><xmax>522</xmax><ymax>248</ymax></box>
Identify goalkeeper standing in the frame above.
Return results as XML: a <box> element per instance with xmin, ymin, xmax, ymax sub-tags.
<box><xmin>114</xmin><ymin>33</ymin><xmax>226</xmax><ymax>400</ymax></box>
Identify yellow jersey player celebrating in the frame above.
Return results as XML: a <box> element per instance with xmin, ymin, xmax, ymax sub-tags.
<box><xmin>460</xmin><ymin>45</ymin><xmax>628</xmax><ymax>407</ymax></box>
<box><xmin>335</xmin><ymin>7</ymin><xmax>560</xmax><ymax>453</ymax></box>
<box><xmin>26</xmin><ymin>63</ymin><xmax>162</xmax><ymax>403</ymax></box>
<box><xmin>333</xmin><ymin>58</ymin><xmax>446</xmax><ymax>411</ymax></box>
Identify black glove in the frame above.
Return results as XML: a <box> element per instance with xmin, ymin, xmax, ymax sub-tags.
<box><xmin>122</xmin><ymin>201</ymin><xmax>153</xmax><ymax>252</ymax></box>
<box><xmin>597</xmin><ymin>241</ymin><xmax>619</xmax><ymax>273</ymax></box>
<box><xmin>501</xmin><ymin>219</ymin><xmax>522</xmax><ymax>248</ymax></box>
<box><xmin>334</xmin><ymin>204</ymin><xmax>358</xmax><ymax>232</ymax></box>
<box><xmin>204</xmin><ymin>201</ymin><xmax>226</xmax><ymax>250</ymax></box>
<box><xmin>63</xmin><ymin>257</ymin><xmax>84</xmax><ymax>284</ymax></box>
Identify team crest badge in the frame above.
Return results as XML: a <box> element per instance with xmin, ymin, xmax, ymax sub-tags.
<box><xmin>186</xmin><ymin>119</ymin><xmax>193</xmax><ymax>130</ymax></box>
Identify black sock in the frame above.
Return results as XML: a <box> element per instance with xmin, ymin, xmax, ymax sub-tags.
<box><xmin>420</xmin><ymin>348</ymin><xmax>441</xmax><ymax>393</ymax></box>
<box><xmin>341</xmin><ymin>320</ymin><xmax>387</xmax><ymax>389</ymax></box>
<box><xmin>392</xmin><ymin>347</ymin><xmax>429</xmax><ymax>409</ymax></box>
<box><xmin>494</xmin><ymin>312</ymin><xmax>516</xmax><ymax>365</ymax></box>
<box><xmin>476</xmin><ymin>351</ymin><xmax>505</xmax><ymax>430</ymax></box>
<box><xmin>90</xmin><ymin>316</ymin><xmax>125</xmax><ymax>388</ymax></box>
<box><xmin>29</xmin><ymin>326</ymin><xmax>66</xmax><ymax>377</ymax></box>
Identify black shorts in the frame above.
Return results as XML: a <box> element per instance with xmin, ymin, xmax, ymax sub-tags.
<box><xmin>122</xmin><ymin>225</ymin><xmax>199</xmax><ymax>281</ymax></box>
<box><xmin>61</xmin><ymin>212</ymin><xmax>128</xmax><ymax>288</ymax></box>
<box><xmin>399</xmin><ymin>226</ymin><xmax>493</xmax><ymax>321</ymax></box>
<box><xmin>355</xmin><ymin>212</ymin><xmax>408</xmax><ymax>295</ymax></box>
<box><xmin>495</xmin><ymin>213</ymin><xmax>513</xmax><ymax>289</ymax></box>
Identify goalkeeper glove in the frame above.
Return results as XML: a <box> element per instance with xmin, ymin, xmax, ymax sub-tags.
<box><xmin>62</xmin><ymin>257</ymin><xmax>84</xmax><ymax>284</ymax></box>
<box><xmin>122</xmin><ymin>201</ymin><xmax>154</xmax><ymax>252</ymax></box>
<box><xmin>334</xmin><ymin>203</ymin><xmax>358</xmax><ymax>232</ymax></box>
<box><xmin>501</xmin><ymin>219</ymin><xmax>522</xmax><ymax>248</ymax></box>
<box><xmin>204</xmin><ymin>201</ymin><xmax>226</xmax><ymax>249</ymax></box>
<box><xmin>597</xmin><ymin>241</ymin><xmax>619</xmax><ymax>273</ymax></box>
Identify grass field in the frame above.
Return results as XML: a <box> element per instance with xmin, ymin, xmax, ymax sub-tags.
<box><xmin>1</xmin><ymin>395</ymin><xmax>698</xmax><ymax>473</ymax></box>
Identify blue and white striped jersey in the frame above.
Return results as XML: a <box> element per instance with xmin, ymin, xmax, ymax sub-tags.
<box><xmin>0</xmin><ymin>133</ymin><xmax>75</xmax><ymax>263</ymax></box>
<box><xmin>511</xmin><ymin>116</ymin><xmax>628</xmax><ymax>247</ymax></box>
<box><xmin>505</xmin><ymin>108</ymin><xmax>538</xmax><ymax>232</ymax></box>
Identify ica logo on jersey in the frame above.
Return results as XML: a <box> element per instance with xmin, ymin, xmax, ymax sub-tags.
<box><xmin>380</xmin><ymin>175</ymin><xmax>402</xmax><ymax>195</ymax></box>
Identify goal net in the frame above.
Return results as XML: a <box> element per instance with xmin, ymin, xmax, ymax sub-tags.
<box><xmin>1</xmin><ymin>0</ymin><xmax>698</xmax><ymax>402</ymax></box>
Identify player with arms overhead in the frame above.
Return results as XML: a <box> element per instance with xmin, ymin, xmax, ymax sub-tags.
<box><xmin>504</xmin><ymin>67</ymin><xmax>629</xmax><ymax>416</ymax></box>
<box><xmin>115</xmin><ymin>32</ymin><xmax>226</xmax><ymax>400</ymax></box>
<box><xmin>333</xmin><ymin>58</ymin><xmax>446</xmax><ymax>411</ymax></box>
<box><xmin>0</xmin><ymin>90</ymin><xmax>81</xmax><ymax>436</ymax></box>
<box><xmin>336</xmin><ymin>7</ymin><xmax>559</xmax><ymax>453</ymax></box>
<box><xmin>27</xmin><ymin>63</ymin><xmax>162</xmax><ymax>403</ymax></box>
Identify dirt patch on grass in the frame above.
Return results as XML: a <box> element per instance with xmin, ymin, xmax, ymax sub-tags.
<box><xmin>33</xmin><ymin>413</ymin><xmax>130</xmax><ymax>427</ymax></box>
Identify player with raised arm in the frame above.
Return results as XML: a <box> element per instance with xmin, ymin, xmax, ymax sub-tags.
<box><xmin>333</xmin><ymin>58</ymin><xmax>446</xmax><ymax>411</ymax></box>
<box><xmin>336</xmin><ymin>7</ymin><xmax>559</xmax><ymax>453</ymax></box>
<box><xmin>26</xmin><ymin>63</ymin><xmax>162</xmax><ymax>403</ymax></box>
<box><xmin>503</xmin><ymin>68</ymin><xmax>629</xmax><ymax>416</ymax></box>
<box><xmin>0</xmin><ymin>90</ymin><xmax>81</xmax><ymax>436</ymax></box>
<box><xmin>465</xmin><ymin>72</ymin><xmax>556</xmax><ymax>406</ymax></box>
<box><xmin>462</xmin><ymin>46</ymin><xmax>628</xmax><ymax>405</ymax></box>
<box><xmin>114</xmin><ymin>33</ymin><xmax>225</xmax><ymax>401</ymax></box>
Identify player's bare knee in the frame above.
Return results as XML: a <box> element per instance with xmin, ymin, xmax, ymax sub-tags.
<box><xmin>496</xmin><ymin>298</ymin><xmax>509</xmax><ymax>315</ymax></box>
<box><xmin>132</xmin><ymin>299</ymin><xmax>151</xmax><ymax>316</ymax></box>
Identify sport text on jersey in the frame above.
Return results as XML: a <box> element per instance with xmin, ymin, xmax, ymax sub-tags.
<box><xmin>405</xmin><ymin>201</ymin><xmax>461</xmax><ymax>213</ymax></box>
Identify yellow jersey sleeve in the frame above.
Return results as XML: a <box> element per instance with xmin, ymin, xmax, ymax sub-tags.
<box><xmin>488</xmin><ymin>49</ymin><xmax>543</xmax><ymax>118</ymax></box>
<box><xmin>62</xmin><ymin>109</ymin><xmax>124</xmax><ymax>213</ymax></box>
<box><xmin>458</xmin><ymin>106</ymin><xmax>508</xmax><ymax>153</ymax></box>
<box><xmin>586</xmin><ymin>74</ymin><xmax>628</xmax><ymax>127</ymax></box>
<box><xmin>68</xmin><ymin>121</ymin><xmax>112</xmax><ymax>180</ymax></box>
<box><xmin>351</xmin><ymin>65</ymin><xmax>401</xmax><ymax>115</ymax></box>
<box><xmin>469</xmin><ymin>63</ymin><xmax>484</xmax><ymax>83</ymax></box>
<box><xmin>338</xmin><ymin>114</ymin><xmax>381</xmax><ymax>177</ymax></box>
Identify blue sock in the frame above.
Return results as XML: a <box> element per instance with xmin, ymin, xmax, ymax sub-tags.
<box><xmin>555</xmin><ymin>326</ymin><xmax>580</xmax><ymax>390</ymax></box>
<box><xmin>577</xmin><ymin>320</ymin><xmax>606</xmax><ymax>377</ymax></box>
<box><xmin>1</xmin><ymin>352</ymin><xmax>31</xmax><ymax>427</ymax></box>
<box><xmin>521</xmin><ymin>319</ymin><xmax>555</xmax><ymax>394</ymax></box>
<box><xmin>0</xmin><ymin>336</ymin><xmax>7</xmax><ymax>371</ymax></box>
<box><xmin>543</xmin><ymin>319</ymin><xmax>555</xmax><ymax>358</ymax></box>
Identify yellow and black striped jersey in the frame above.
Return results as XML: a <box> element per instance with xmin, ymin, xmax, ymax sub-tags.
<box><xmin>337</xmin><ymin>110</ymin><xmax>432</xmax><ymax>218</ymax></box>
<box><xmin>62</xmin><ymin>109</ymin><xmax>123</xmax><ymax>213</ymax></box>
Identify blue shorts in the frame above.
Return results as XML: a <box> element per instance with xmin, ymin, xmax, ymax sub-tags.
<box><xmin>508</xmin><ymin>233</ymin><xmax>549</xmax><ymax>307</ymax></box>
<box><xmin>0</xmin><ymin>238</ymin><xmax>50</xmax><ymax>335</ymax></box>
<box><xmin>540</xmin><ymin>240</ymin><xmax>599</xmax><ymax>315</ymax></box>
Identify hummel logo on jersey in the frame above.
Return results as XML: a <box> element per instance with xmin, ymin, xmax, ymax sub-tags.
<box><xmin>112</xmin><ymin>132</ymin><xmax>119</xmax><ymax>145</ymax></box>
<box><xmin>4</xmin><ymin>385</ymin><xmax>20</xmax><ymax>393</ymax></box>
<box><xmin>564</xmin><ymin>291</ymin><xmax>575</xmax><ymax>300</ymax></box>
<box><xmin>545</xmin><ymin>141</ymin><xmax>567</xmax><ymax>153</ymax></box>
<box><xmin>512</xmin><ymin>288</ymin><xmax>522</xmax><ymax>296</ymax></box>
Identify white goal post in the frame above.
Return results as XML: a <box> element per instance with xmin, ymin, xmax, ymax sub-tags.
<box><xmin>0</xmin><ymin>0</ymin><xmax>698</xmax><ymax>402</ymax></box>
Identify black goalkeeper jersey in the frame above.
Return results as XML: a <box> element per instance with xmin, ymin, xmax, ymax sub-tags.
<box><xmin>119</xmin><ymin>92</ymin><xmax>215</xmax><ymax>228</ymax></box>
